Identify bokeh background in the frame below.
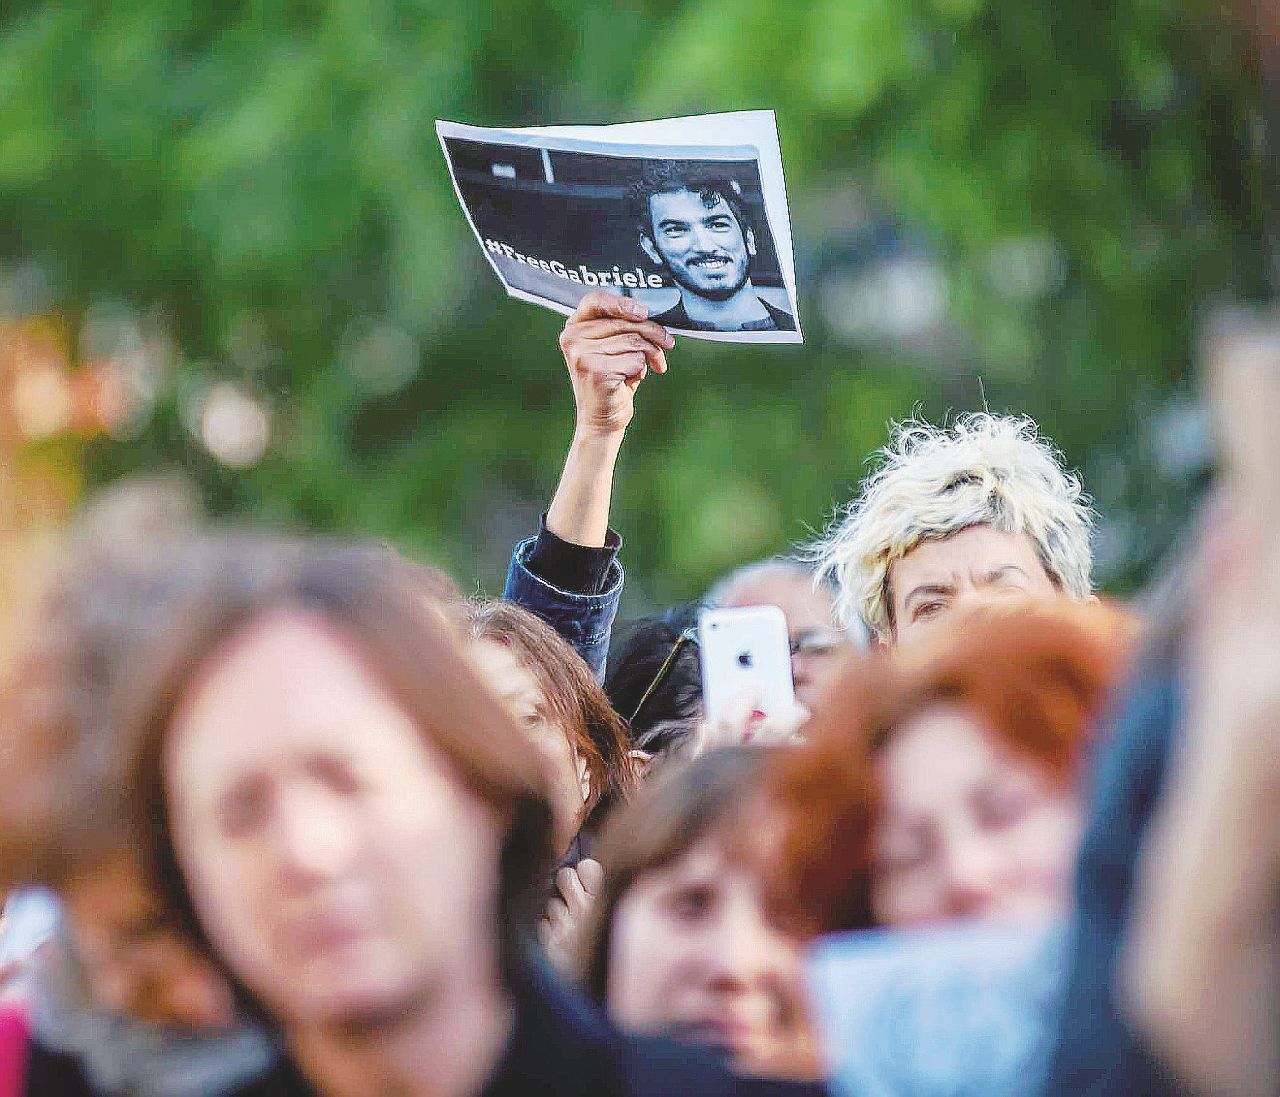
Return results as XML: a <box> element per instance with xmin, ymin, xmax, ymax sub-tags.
<box><xmin>0</xmin><ymin>0</ymin><xmax>1274</xmax><ymax>614</ymax></box>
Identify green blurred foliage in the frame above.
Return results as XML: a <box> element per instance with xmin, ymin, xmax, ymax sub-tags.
<box><xmin>0</xmin><ymin>0</ymin><xmax>1270</xmax><ymax>610</ymax></box>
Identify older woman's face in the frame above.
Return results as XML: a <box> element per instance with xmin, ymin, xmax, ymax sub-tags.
<box><xmin>165</xmin><ymin>610</ymin><xmax>504</xmax><ymax>1028</ymax></box>
<box><xmin>871</xmin><ymin>703</ymin><xmax>1081</xmax><ymax>926</ymax></box>
<box><xmin>606</xmin><ymin>834</ymin><xmax>818</xmax><ymax>1080</ymax></box>
<box><xmin>470</xmin><ymin>639</ymin><xmax>588</xmax><ymax>850</ymax></box>
<box><xmin>888</xmin><ymin>526</ymin><xmax>1058</xmax><ymax>643</ymax></box>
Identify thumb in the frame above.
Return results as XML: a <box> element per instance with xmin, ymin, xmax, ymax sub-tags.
<box><xmin>717</xmin><ymin>690</ymin><xmax>763</xmax><ymax>744</ymax></box>
<box><xmin>577</xmin><ymin>858</ymin><xmax>604</xmax><ymax>896</ymax></box>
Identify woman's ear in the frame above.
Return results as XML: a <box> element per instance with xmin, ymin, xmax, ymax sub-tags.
<box><xmin>577</xmin><ymin>751</ymin><xmax>592</xmax><ymax>803</ymax></box>
<box><xmin>627</xmin><ymin>749</ymin><xmax>655</xmax><ymax>781</ymax></box>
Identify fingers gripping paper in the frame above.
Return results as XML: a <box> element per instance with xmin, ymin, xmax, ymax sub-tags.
<box><xmin>437</xmin><ymin>111</ymin><xmax>803</xmax><ymax>344</ymax></box>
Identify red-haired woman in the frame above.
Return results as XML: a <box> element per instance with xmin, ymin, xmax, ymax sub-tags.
<box><xmin>761</xmin><ymin>598</ymin><xmax>1136</xmax><ymax>934</ymax></box>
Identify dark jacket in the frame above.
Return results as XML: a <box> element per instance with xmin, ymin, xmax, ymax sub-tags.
<box><xmin>219</xmin><ymin>961</ymin><xmax>828</xmax><ymax>1097</ymax></box>
<box><xmin>1041</xmin><ymin>658</ymin><xmax>1189</xmax><ymax>1096</ymax></box>
<box><xmin>503</xmin><ymin>520</ymin><xmax>623</xmax><ymax>680</ymax></box>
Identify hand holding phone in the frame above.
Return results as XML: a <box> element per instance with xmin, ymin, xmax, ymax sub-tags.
<box><xmin>698</xmin><ymin>605</ymin><xmax>796</xmax><ymax>727</ymax></box>
<box><xmin>691</xmin><ymin>689</ymin><xmax>810</xmax><ymax>756</ymax></box>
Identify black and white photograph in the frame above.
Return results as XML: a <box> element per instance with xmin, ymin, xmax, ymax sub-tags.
<box><xmin>437</xmin><ymin>112</ymin><xmax>802</xmax><ymax>343</ymax></box>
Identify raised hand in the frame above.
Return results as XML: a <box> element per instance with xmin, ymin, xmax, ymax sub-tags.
<box><xmin>547</xmin><ymin>292</ymin><xmax>675</xmax><ymax>548</ymax></box>
<box><xmin>690</xmin><ymin>690</ymin><xmax>811</xmax><ymax>757</ymax></box>
<box><xmin>557</xmin><ymin>291</ymin><xmax>674</xmax><ymax>440</ymax></box>
<box><xmin>539</xmin><ymin>857</ymin><xmax>604</xmax><ymax>974</ymax></box>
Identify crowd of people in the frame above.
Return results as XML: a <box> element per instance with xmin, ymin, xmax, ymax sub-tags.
<box><xmin>0</xmin><ymin>288</ymin><xmax>1275</xmax><ymax>1097</ymax></box>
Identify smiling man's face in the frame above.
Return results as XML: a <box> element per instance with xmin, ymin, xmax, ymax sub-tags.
<box><xmin>643</xmin><ymin>188</ymin><xmax>753</xmax><ymax>301</ymax></box>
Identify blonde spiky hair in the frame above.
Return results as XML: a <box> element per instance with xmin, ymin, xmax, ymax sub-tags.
<box><xmin>811</xmin><ymin>413</ymin><xmax>1095</xmax><ymax>641</ymax></box>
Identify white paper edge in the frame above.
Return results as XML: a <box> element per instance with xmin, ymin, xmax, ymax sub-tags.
<box><xmin>436</xmin><ymin>112</ymin><xmax>803</xmax><ymax>344</ymax></box>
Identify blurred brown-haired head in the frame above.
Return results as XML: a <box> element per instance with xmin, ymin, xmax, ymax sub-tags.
<box><xmin>579</xmin><ymin>746</ymin><xmax>769</xmax><ymax>1001</ymax></box>
<box><xmin>1</xmin><ymin>478</ymin><xmax>203</xmax><ymax>890</ymax></box>
<box><xmin>579</xmin><ymin>746</ymin><xmax>820</xmax><ymax>1081</ymax></box>
<box><xmin>112</xmin><ymin>534</ymin><xmax>555</xmax><ymax>1016</ymax></box>
<box><xmin>0</xmin><ymin>480</ymin><xmax>253</xmax><ymax>1029</ymax></box>
<box><xmin>464</xmin><ymin>599</ymin><xmax>637</xmax><ymax>845</ymax></box>
<box><xmin>760</xmin><ymin>597</ymin><xmax>1137</xmax><ymax>935</ymax></box>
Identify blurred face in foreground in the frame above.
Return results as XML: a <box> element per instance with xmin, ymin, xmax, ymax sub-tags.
<box><xmin>871</xmin><ymin>703</ymin><xmax>1082</xmax><ymax>926</ymax></box>
<box><xmin>63</xmin><ymin>847</ymin><xmax>236</xmax><ymax>1029</ymax></box>
<box><xmin>888</xmin><ymin>525</ymin><xmax>1058</xmax><ymax>644</ymax></box>
<box><xmin>164</xmin><ymin>610</ymin><xmax>504</xmax><ymax>1027</ymax></box>
<box><xmin>606</xmin><ymin>832</ymin><xmax>817</xmax><ymax>1079</ymax></box>
<box><xmin>470</xmin><ymin>639</ymin><xmax>588</xmax><ymax>851</ymax></box>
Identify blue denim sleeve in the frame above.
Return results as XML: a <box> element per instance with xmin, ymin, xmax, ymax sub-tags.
<box><xmin>503</xmin><ymin>536</ymin><xmax>622</xmax><ymax>681</ymax></box>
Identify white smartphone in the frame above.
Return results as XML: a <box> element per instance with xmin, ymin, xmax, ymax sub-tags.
<box><xmin>698</xmin><ymin>605</ymin><xmax>795</xmax><ymax>724</ymax></box>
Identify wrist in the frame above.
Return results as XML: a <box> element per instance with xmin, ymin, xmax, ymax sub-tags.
<box><xmin>570</xmin><ymin>422</ymin><xmax>627</xmax><ymax>454</ymax></box>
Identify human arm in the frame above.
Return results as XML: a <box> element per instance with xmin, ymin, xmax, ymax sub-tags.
<box><xmin>1121</xmin><ymin>515</ymin><xmax>1280</xmax><ymax>1097</ymax></box>
<box><xmin>1122</xmin><ymin>319</ymin><xmax>1280</xmax><ymax>1097</ymax></box>
<box><xmin>545</xmin><ymin>289</ymin><xmax>671</xmax><ymax>546</ymax></box>
<box><xmin>504</xmin><ymin>292</ymin><xmax>673</xmax><ymax>676</ymax></box>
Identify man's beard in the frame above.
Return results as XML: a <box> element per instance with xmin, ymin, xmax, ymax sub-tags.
<box><xmin>668</xmin><ymin>253</ymin><xmax>751</xmax><ymax>302</ymax></box>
